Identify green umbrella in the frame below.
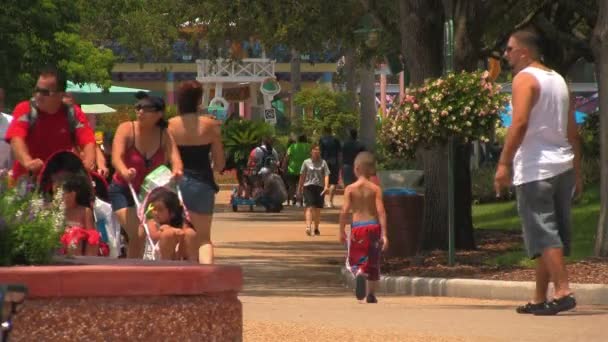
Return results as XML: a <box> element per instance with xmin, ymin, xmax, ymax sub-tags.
<box><xmin>80</xmin><ymin>104</ymin><xmax>116</xmax><ymax>114</ymax></box>
<box><xmin>66</xmin><ymin>81</ymin><xmax>157</xmax><ymax>105</ymax></box>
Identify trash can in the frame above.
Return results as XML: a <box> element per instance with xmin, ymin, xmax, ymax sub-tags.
<box><xmin>383</xmin><ymin>188</ymin><xmax>424</xmax><ymax>257</ymax></box>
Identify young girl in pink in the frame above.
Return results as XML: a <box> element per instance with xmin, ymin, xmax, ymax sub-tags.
<box><xmin>60</xmin><ymin>175</ymin><xmax>100</xmax><ymax>256</ymax></box>
<box><xmin>139</xmin><ymin>188</ymin><xmax>195</xmax><ymax>260</ymax></box>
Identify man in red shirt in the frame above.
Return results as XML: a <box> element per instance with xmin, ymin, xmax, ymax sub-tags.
<box><xmin>5</xmin><ymin>66</ymin><xmax>96</xmax><ymax>181</ymax></box>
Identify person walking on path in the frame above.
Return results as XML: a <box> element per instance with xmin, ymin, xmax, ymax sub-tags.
<box><xmin>297</xmin><ymin>144</ymin><xmax>330</xmax><ymax>236</ymax></box>
<box><xmin>494</xmin><ymin>29</ymin><xmax>582</xmax><ymax>316</ymax></box>
<box><xmin>340</xmin><ymin>152</ymin><xmax>388</xmax><ymax>303</ymax></box>
<box><xmin>341</xmin><ymin>129</ymin><xmax>366</xmax><ymax>187</ymax></box>
<box><xmin>319</xmin><ymin>127</ymin><xmax>341</xmax><ymax>208</ymax></box>
<box><xmin>284</xmin><ymin>134</ymin><xmax>310</xmax><ymax>206</ymax></box>
<box><xmin>169</xmin><ymin>81</ymin><xmax>225</xmax><ymax>264</ymax></box>
<box><xmin>110</xmin><ymin>93</ymin><xmax>183</xmax><ymax>259</ymax></box>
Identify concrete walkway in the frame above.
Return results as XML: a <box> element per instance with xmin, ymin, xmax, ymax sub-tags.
<box><xmin>212</xmin><ymin>191</ymin><xmax>608</xmax><ymax>342</ymax></box>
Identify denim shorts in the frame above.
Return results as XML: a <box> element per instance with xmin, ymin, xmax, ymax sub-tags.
<box><xmin>178</xmin><ymin>174</ymin><xmax>216</xmax><ymax>214</ymax></box>
<box><xmin>108</xmin><ymin>182</ymin><xmax>135</xmax><ymax>211</ymax></box>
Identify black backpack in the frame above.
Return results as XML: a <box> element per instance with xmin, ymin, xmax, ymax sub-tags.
<box><xmin>259</xmin><ymin>146</ymin><xmax>277</xmax><ymax>171</ymax></box>
<box><xmin>27</xmin><ymin>98</ymin><xmax>80</xmax><ymax>144</ymax></box>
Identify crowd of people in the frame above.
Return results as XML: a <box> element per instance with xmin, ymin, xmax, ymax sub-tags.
<box><xmin>0</xmin><ymin>67</ymin><xmax>224</xmax><ymax>264</ymax></box>
<box><xmin>0</xmin><ymin>27</ymin><xmax>582</xmax><ymax>312</ymax></box>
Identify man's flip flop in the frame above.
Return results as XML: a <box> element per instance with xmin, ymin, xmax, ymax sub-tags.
<box><xmin>516</xmin><ymin>302</ymin><xmax>546</xmax><ymax>314</ymax></box>
<box><xmin>533</xmin><ymin>294</ymin><xmax>576</xmax><ymax>316</ymax></box>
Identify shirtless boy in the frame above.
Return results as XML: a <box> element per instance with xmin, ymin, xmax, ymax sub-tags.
<box><xmin>340</xmin><ymin>152</ymin><xmax>388</xmax><ymax>303</ymax></box>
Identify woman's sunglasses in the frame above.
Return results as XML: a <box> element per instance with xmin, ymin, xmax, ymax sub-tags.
<box><xmin>135</xmin><ymin>104</ymin><xmax>158</xmax><ymax>112</ymax></box>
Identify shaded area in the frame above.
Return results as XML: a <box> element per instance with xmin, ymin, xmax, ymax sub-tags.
<box><xmin>216</xmin><ymin>240</ymin><xmax>348</xmax><ymax>297</ymax></box>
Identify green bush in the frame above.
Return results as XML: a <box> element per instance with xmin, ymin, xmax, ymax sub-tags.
<box><xmin>222</xmin><ymin>119</ymin><xmax>275</xmax><ymax>170</ymax></box>
<box><xmin>471</xmin><ymin>165</ymin><xmax>514</xmax><ymax>204</ymax></box>
<box><xmin>578</xmin><ymin>111</ymin><xmax>600</xmax><ymax>187</ymax></box>
<box><xmin>581</xmin><ymin>157</ymin><xmax>600</xmax><ymax>187</ymax></box>
<box><xmin>580</xmin><ymin>112</ymin><xmax>599</xmax><ymax>159</ymax></box>
<box><xmin>0</xmin><ymin>180</ymin><xmax>63</xmax><ymax>265</ymax></box>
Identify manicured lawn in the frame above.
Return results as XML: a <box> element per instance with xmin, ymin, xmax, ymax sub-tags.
<box><xmin>472</xmin><ymin>185</ymin><xmax>600</xmax><ymax>267</ymax></box>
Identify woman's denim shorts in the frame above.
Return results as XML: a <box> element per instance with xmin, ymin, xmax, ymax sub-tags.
<box><xmin>178</xmin><ymin>174</ymin><xmax>216</xmax><ymax>215</ymax></box>
<box><xmin>108</xmin><ymin>182</ymin><xmax>135</xmax><ymax>211</ymax></box>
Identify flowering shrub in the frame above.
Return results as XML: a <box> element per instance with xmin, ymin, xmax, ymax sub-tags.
<box><xmin>0</xmin><ymin>174</ymin><xmax>64</xmax><ymax>265</ymax></box>
<box><xmin>379</xmin><ymin>70</ymin><xmax>508</xmax><ymax>159</ymax></box>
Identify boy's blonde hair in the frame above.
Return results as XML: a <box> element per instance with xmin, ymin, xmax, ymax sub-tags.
<box><xmin>354</xmin><ymin>151</ymin><xmax>376</xmax><ymax>178</ymax></box>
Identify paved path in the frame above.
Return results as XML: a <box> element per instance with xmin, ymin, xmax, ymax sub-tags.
<box><xmin>212</xmin><ymin>191</ymin><xmax>608</xmax><ymax>341</ymax></box>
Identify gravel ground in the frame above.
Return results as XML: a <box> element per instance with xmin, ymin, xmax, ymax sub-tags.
<box><xmin>244</xmin><ymin>321</ymin><xmax>493</xmax><ymax>342</ymax></box>
<box><xmin>383</xmin><ymin>229</ymin><xmax>608</xmax><ymax>284</ymax></box>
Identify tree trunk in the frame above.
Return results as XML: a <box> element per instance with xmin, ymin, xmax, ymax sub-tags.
<box><xmin>592</xmin><ymin>0</ymin><xmax>608</xmax><ymax>256</ymax></box>
<box><xmin>344</xmin><ymin>47</ymin><xmax>358</xmax><ymax>112</ymax></box>
<box><xmin>453</xmin><ymin>0</ymin><xmax>482</xmax><ymax>72</ymax></box>
<box><xmin>289</xmin><ymin>48</ymin><xmax>302</xmax><ymax>123</ymax></box>
<box><xmin>399</xmin><ymin>0</ymin><xmax>444</xmax><ymax>85</ymax></box>
<box><xmin>359</xmin><ymin>62</ymin><xmax>376</xmax><ymax>150</ymax></box>
<box><xmin>450</xmin><ymin>0</ymin><xmax>483</xmax><ymax>250</ymax></box>
<box><xmin>419</xmin><ymin>144</ymin><xmax>449</xmax><ymax>250</ymax></box>
<box><xmin>401</xmin><ymin>0</ymin><xmax>479</xmax><ymax>251</ymax></box>
<box><xmin>453</xmin><ymin>142</ymin><xmax>475</xmax><ymax>249</ymax></box>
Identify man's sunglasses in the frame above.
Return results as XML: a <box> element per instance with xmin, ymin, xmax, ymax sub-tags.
<box><xmin>135</xmin><ymin>104</ymin><xmax>158</xmax><ymax>112</ymax></box>
<box><xmin>34</xmin><ymin>87</ymin><xmax>59</xmax><ymax>96</ymax></box>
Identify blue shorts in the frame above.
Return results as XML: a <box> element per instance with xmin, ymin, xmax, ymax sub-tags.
<box><xmin>108</xmin><ymin>183</ymin><xmax>135</xmax><ymax>211</ymax></box>
<box><xmin>178</xmin><ymin>173</ymin><xmax>216</xmax><ymax>215</ymax></box>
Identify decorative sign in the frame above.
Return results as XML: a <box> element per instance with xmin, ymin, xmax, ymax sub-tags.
<box><xmin>208</xmin><ymin>97</ymin><xmax>229</xmax><ymax>122</ymax></box>
<box><xmin>264</xmin><ymin>108</ymin><xmax>277</xmax><ymax>124</ymax></box>
<box><xmin>260</xmin><ymin>77</ymin><xmax>281</xmax><ymax>111</ymax></box>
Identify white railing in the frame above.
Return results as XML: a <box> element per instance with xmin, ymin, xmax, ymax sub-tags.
<box><xmin>196</xmin><ymin>58</ymin><xmax>275</xmax><ymax>83</ymax></box>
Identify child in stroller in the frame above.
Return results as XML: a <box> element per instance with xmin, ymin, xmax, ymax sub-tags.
<box><xmin>60</xmin><ymin>175</ymin><xmax>99</xmax><ymax>256</ymax></box>
<box><xmin>138</xmin><ymin>187</ymin><xmax>195</xmax><ymax>260</ymax></box>
<box><xmin>38</xmin><ymin>150</ymin><xmax>118</xmax><ymax>257</ymax></box>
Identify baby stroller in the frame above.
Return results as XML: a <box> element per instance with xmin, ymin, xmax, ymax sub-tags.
<box><xmin>128</xmin><ymin>165</ymin><xmax>189</xmax><ymax>261</ymax></box>
<box><xmin>37</xmin><ymin>150</ymin><xmax>120</xmax><ymax>257</ymax></box>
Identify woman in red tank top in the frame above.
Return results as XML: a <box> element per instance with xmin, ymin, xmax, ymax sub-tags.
<box><xmin>109</xmin><ymin>94</ymin><xmax>182</xmax><ymax>259</ymax></box>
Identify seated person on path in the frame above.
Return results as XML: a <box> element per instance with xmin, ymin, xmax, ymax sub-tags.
<box><xmin>60</xmin><ymin>175</ymin><xmax>99</xmax><ymax>256</ymax></box>
<box><xmin>245</xmin><ymin>137</ymin><xmax>279</xmax><ymax>198</ymax></box>
<box><xmin>255</xmin><ymin>167</ymin><xmax>287</xmax><ymax>212</ymax></box>
<box><xmin>339</xmin><ymin>152</ymin><xmax>388</xmax><ymax>304</ymax></box>
<box><xmin>4</xmin><ymin>66</ymin><xmax>96</xmax><ymax>182</ymax></box>
<box><xmin>139</xmin><ymin>188</ymin><xmax>195</xmax><ymax>260</ymax></box>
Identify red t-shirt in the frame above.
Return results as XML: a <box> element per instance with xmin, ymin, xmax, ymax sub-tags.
<box><xmin>5</xmin><ymin>101</ymin><xmax>95</xmax><ymax>180</ymax></box>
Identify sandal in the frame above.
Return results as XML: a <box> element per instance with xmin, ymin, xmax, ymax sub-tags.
<box><xmin>516</xmin><ymin>302</ymin><xmax>546</xmax><ymax>314</ymax></box>
<box><xmin>533</xmin><ymin>294</ymin><xmax>576</xmax><ymax>316</ymax></box>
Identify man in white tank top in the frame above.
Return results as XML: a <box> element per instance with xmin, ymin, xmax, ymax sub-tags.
<box><xmin>494</xmin><ymin>29</ymin><xmax>581</xmax><ymax>315</ymax></box>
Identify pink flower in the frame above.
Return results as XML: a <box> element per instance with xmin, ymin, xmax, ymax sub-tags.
<box><xmin>441</xmin><ymin>110</ymin><xmax>448</xmax><ymax>117</ymax></box>
<box><xmin>413</xmin><ymin>104</ymin><xmax>420</xmax><ymax>110</ymax></box>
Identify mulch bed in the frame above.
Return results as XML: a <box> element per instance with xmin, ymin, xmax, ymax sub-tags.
<box><xmin>382</xmin><ymin>229</ymin><xmax>608</xmax><ymax>284</ymax></box>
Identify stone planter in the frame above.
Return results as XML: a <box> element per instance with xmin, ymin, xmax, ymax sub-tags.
<box><xmin>0</xmin><ymin>257</ymin><xmax>243</xmax><ymax>341</ymax></box>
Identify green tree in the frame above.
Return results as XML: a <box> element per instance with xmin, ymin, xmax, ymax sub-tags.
<box><xmin>294</xmin><ymin>86</ymin><xmax>359</xmax><ymax>141</ymax></box>
<box><xmin>0</xmin><ymin>0</ymin><xmax>114</xmax><ymax>106</ymax></box>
